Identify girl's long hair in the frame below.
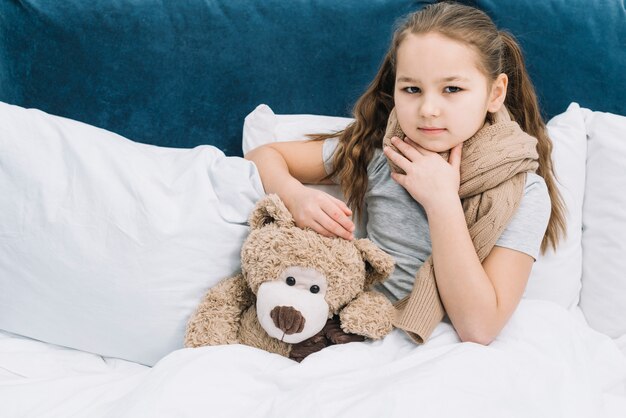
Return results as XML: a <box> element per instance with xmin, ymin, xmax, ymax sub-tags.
<box><xmin>312</xmin><ymin>1</ymin><xmax>566</xmax><ymax>253</ymax></box>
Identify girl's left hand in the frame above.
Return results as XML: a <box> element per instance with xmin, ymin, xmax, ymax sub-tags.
<box><xmin>384</xmin><ymin>136</ymin><xmax>463</xmax><ymax>212</ymax></box>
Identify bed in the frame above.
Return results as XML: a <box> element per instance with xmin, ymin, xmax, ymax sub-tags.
<box><xmin>1</xmin><ymin>1</ymin><xmax>625</xmax><ymax>416</ymax></box>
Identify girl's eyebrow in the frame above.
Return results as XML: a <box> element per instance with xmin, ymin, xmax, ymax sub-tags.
<box><xmin>440</xmin><ymin>75</ymin><xmax>470</xmax><ymax>82</ymax></box>
<box><xmin>396</xmin><ymin>75</ymin><xmax>470</xmax><ymax>83</ymax></box>
<box><xmin>396</xmin><ymin>76</ymin><xmax>418</xmax><ymax>83</ymax></box>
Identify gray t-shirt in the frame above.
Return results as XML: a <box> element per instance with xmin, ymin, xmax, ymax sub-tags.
<box><xmin>323</xmin><ymin>138</ymin><xmax>551</xmax><ymax>302</ymax></box>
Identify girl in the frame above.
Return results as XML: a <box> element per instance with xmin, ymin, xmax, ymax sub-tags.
<box><xmin>245</xmin><ymin>1</ymin><xmax>566</xmax><ymax>346</ymax></box>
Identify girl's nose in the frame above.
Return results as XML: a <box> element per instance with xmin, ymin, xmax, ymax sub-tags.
<box><xmin>418</xmin><ymin>94</ymin><xmax>441</xmax><ymax>118</ymax></box>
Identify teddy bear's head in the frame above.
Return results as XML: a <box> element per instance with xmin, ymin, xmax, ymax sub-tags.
<box><xmin>241</xmin><ymin>194</ymin><xmax>394</xmax><ymax>344</ymax></box>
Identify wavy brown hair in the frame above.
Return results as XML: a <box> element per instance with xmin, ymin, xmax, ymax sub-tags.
<box><xmin>312</xmin><ymin>1</ymin><xmax>566</xmax><ymax>253</ymax></box>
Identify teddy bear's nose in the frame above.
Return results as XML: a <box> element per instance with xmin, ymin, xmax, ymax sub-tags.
<box><xmin>270</xmin><ymin>306</ymin><xmax>305</xmax><ymax>335</ymax></box>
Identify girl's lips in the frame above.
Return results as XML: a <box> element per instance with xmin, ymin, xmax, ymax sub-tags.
<box><xmin>418</xmin><ymin>127</ymin><xmax>446</xmax><ymax>135</ymax></box>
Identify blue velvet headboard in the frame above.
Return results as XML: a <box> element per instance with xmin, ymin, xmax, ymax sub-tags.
<box><xmin>1</xmin><ymin>0</ymin><xmax>624</xmax><ymax>156</ymax></box>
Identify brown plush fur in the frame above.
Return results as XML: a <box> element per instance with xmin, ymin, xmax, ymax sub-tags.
<box><xmin>184</xmin><ymin>194</ymin><xmax>396</xmax><ymax>360</ymax></box>
<box><xmin>184</xmin><ymin>274</ymin><xmax>254</xmax><ymax>347</ymax></box>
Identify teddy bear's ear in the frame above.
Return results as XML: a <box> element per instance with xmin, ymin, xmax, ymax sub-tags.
<box><xmin>248</xmin><ymin>194</ymin><xmax>296</xmax><ymax>230</ymax></box>
<box><xmin>353</xmin><ymin>239</ymin><xmax>395</xmax><ymax>288</ymax></box>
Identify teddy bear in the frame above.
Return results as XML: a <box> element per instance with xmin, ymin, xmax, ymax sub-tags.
<box><xmin>184</xmin><ymin>193</ymin><xmax>396</xmax><ymax>361</ymax></box>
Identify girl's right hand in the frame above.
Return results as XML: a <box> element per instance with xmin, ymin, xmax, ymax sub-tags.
<box><xmin>283</xmin><ymin>185</ymin><xmax>355</xmax><ymax>241</ymax></box>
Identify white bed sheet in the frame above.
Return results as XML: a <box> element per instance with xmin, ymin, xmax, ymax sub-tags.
<box><xmin>1</xmin><ymin>300</ymin><xmax>625</xmax><ymax>418</ymax></box>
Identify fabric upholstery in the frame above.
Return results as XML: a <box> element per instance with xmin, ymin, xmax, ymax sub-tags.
<box><xmin>1</xmin><ymin>1</ymin><xmax>622</xmax><ymax>155</ymax></box>
<box><xmin>0</xmin><ymin>0</ymin><xmax>431</xmax><ymax>156</ymax></box>
<box><xmin>463</xmin><ymin>0</ymin><xmax>626</xmax><ymax>121</ymax></box>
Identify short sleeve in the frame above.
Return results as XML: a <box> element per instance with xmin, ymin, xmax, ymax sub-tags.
<box><xmin>495</xmin><ymin>173</ymin><xmax>551</xmax><ymax>260</ymax></box>
<box><xmin>322</xmin><ymin>137</ymin><xmax>339</xmax><ymax>176</ymax></box>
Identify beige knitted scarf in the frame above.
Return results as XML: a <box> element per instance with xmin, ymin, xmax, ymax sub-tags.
<box><xmin>382</xmin><ymin>106</ymin><xmax>539</xmax><ymax>343</ymax></box>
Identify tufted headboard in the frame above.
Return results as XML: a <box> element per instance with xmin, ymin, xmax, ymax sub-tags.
<box><xmin>1</xmin><ymin>0</ymin><xmax>624</xmax><ymax>156</ymax></box>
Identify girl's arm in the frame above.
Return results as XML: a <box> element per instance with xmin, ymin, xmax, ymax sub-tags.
<box><xmin>245</xmin><ymin>141</ymin><xmax>355</xmax><ymax>240</ymax></box>
<box><xmin>384</xmin><ymin>137</ymin><xmax>532</xmax><ymax>344</ymax></box>
<box><xmin>426</xmin><ymin>195</ymin><xmax>533</xmax><ymax>344</ymax></box>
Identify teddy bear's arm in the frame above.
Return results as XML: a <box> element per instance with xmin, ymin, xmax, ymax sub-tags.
<box><xmin>184</xmin><ymin>273</ymin><xmax>254</xmax><ymax>348</ymax></box>
<box><xmin>339</xmin><ymin>291</ymin><xmax>395</xmax><ymax>339</ymax></box>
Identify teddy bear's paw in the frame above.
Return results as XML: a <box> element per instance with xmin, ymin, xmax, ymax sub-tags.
<box><xmin>288</xmin><ymin>329</ymin><xmax>329</xmax><ymax>362</ymax></box>
<box><xmin>185</xmin><ymin>320</ymin><xmax>239</xmax><ymax>348</ymax></box>
<box><xmin>339</xmin><ymin>291</ymin><xmax>394</xmax><ymax>339</ymax></box>
<box><xmin>324</xmin><ymin>315</ymin><xmax>366</xmax><ymax>344</ymax></box>
<box><xmin>184</xmin><ymin>274</ymin><xmax>253</xmax><ymax>348</ymax></box>
<box><xmin>184</xmin><ymin>297</ymin><xmax>244</xmax><ymax>347</ymax></box>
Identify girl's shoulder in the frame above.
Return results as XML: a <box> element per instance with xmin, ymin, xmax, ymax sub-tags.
<box><xmin>523</xmin><ymin>173</ymin><xmax>550</xmax><ymax>205</ymax></box>
<box><xmin>322</xmin><ymin>137</ymin><xmax>386</xmax><ymax>176</ymax></box>
<box><xmin>495</xmin><ymin>172</ymin><xmax>551</xmax><ymax>259</ymax></box>
<box><xmin>322</xmin><ymin>137</ymin><xmax>339</xmax><ymax>175</ymax></box>
<box><xmin>518</xmin><ymin>172</ymin><xmax>551</xmax><ymax>226</ymax></box>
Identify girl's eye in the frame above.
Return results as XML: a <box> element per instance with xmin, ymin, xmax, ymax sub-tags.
<box><xmin>403</xmin><ymin>86</ymin><xmax>421</xmax><ymax>94</ymax></box>
<box><xmin>444</xmin><ymin>86</ymin><xmax>462</xmax><ymax>93</ymax></box>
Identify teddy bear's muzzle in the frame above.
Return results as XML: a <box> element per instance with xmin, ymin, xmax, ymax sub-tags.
<box><xmin>256</xmin><ymin>271</ymin><xmax>330</xmax><ymax>344</ymax></box>
<box><xmin>270</xmin><ymin>306</ymin><xmax>306</xmax><ymax>335</ymax></box>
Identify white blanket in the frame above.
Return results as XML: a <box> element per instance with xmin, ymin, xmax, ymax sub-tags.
<box><xmin>1</xmin><ymin>300</ymin><xmax>625</xmax><ymax>418</ymax></box>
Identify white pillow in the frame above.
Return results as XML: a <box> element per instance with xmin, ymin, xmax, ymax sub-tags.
<box><xmin>524</xmin><ymin>103</ymin><xmax>587</xmax><ymax>309</ymax></box>
<box><xmin>579</xmin><ymin>108</ymin><xmax>626</xmax><ymax>338</ymax></box>
<box><xmin>242</xmin><ymin>104</ymin><xmax>353</xmax><ymax>155</ymax></box>
<box><xmin>0</xmin><ymin>102</ymin><xmax>264</xmax><ymax>366</ymax></box>
<box><xmin>242</xmin><ymin>103</ymin><xmax>587</xmax><ymax>310</ymax></box>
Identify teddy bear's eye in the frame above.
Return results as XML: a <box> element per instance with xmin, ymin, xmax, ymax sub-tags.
<box><xmin>286</xmin><ymin>276</ymin><xmax>296</xmax><ymax>286</ymax></box>
<box><xmin>310</xmin><ymin>285</ymin><xmax>320</xmax><ymax>294</ymax></box>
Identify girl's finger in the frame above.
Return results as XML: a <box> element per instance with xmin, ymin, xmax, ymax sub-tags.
<box><xmin>384</xmin><ymin>145</ymin><xmax>411</xmax><ymax>172</ymax></box>
<box><xmin>322</xmin><ymin>201</ymin><xmax>355</xmax><ymax>233</ymax></box>
<box><xmin>311</xmin><ymin>220</ymin><xmax>335</xmax><ymax>238</ymax></box>
<box><xmin>403</xmin><ymin>137</ymin><xmax>431</xmax><ymax>155</ymax></box>
<box><xmin>449</xmin><ymin>143</ymin><xmax>463</xmax><ymax>170</ymax></box>
<box><xmin>391</xmin><ymin>137</ymin><xmax>421</xmax><ymax>159</ymax></box>
<box><xmin>316</xmin><ymin>213</ymin><xmax>354</xmax><ymax>240</ymax></box>
<box><xmin>332</xmin><ymin>196</ymin><xmax>353</xmax><ymax>217</ymax></box>
<box><xmin>390</xmin><ymin>171</ymin><xmax>406</xmax><ymax>187</ymax></box>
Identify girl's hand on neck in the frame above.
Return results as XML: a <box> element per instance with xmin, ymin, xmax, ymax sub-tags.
<box><xmin>384</xmin><ymin>137</ymin><xmax>463</xmax><ymax>213</ymax></box>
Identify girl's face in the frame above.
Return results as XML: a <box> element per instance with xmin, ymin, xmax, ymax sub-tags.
<box><xmin>393</xmin><ymin>32</ymin><xmax>507</xmax><ymax>152</ymax></box>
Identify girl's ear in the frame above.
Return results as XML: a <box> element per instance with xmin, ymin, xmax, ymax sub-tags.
<box><xmin>248</xmin><ymin>194</ymin><xmax>296</xmax><ymax>230</ymax></box>
<box><xmin>487</xmin><ymin>73</ymin><xmax>508</xmax><ymax>113</ymax></box>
